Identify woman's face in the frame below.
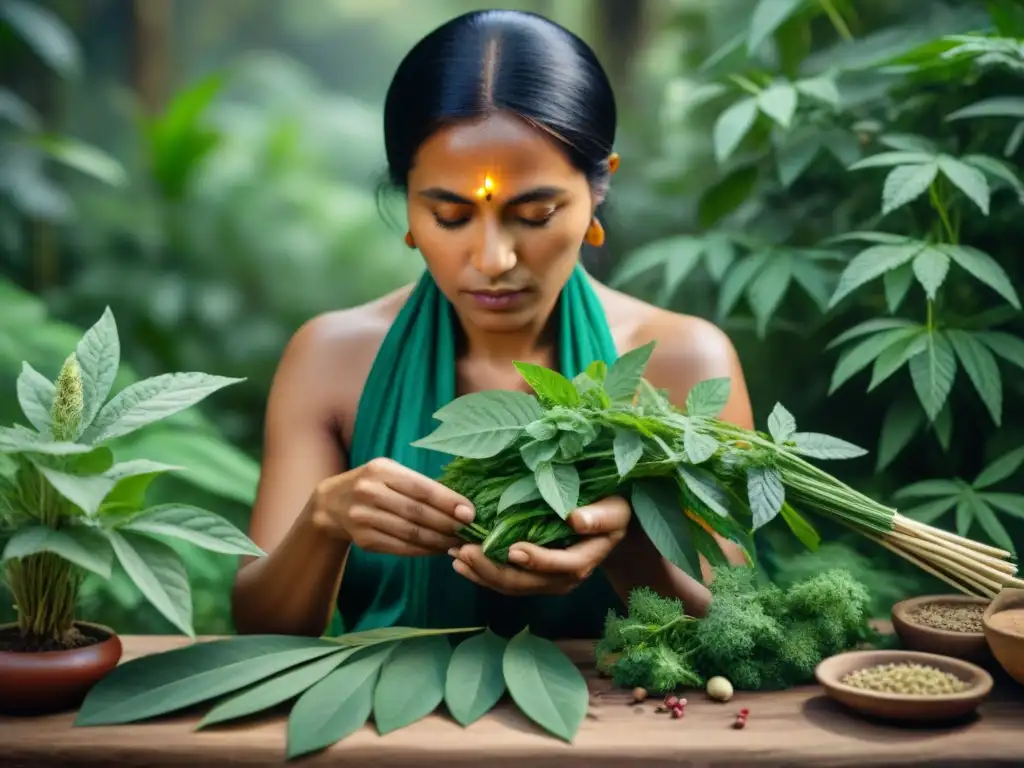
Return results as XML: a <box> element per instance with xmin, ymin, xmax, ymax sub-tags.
<box><xmin>406</xmin><ymin>111</ymin><xmax>596</xmax><ymax>336</ymax></box>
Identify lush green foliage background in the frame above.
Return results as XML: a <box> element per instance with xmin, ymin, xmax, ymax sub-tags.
<box><xmin>2</xmin><ymin>0</ymin><xmax>1022</xmax><ymax>634</ymax></box>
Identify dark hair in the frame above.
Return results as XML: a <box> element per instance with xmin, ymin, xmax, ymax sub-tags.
<box><xmin>382</xmin><ymin>10</ymin><xmax>617</xmax><ymax>202</ymax></box>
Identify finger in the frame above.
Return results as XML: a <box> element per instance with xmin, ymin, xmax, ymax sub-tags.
<box><xmin>507</xmin><ymin>534</ymin><xmax>618</xmax><ymax>577</ymax></box>
<box><xmin>365</xmin><ymin>481</ymin><xmax>468</xmax><ymax>537</ymax></box>
<box><xmin>368</xmin><ymin>458</ymin><xmax>476</xmax><ymax>521</ymax></box>
<box><xmin>358</xmin><ymin>528</ymin><xmax>439</xmax><ymax>557</ymax></box>
<box><xmin>351</xmin><ymin>505</ymin><xmax>462</xmax><ymax>553</ymax></box>
<box><xmin>568</xmin><ymin>495</ymin><xmax>631</xmax><ymax>535</ymax></box>
<box><xmin>451</xmin><ymin>558</ymin><xmax>493</xmax><ymax>590</ymax></box>
<box><xmin>456</xmin><ymin>545</ymin><xmax>573</xmax><ymax>596</ymax></box>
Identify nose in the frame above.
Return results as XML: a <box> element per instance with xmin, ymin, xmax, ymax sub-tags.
<box><xmin>470</xmin><ymin>218</ymin><xmax>517</xmax><ymax>278</ymax></box>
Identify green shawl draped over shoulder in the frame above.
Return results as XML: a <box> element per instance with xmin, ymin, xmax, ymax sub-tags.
<box><xmin>329</xmin><ymin>264</ymin><xmax>625</xmax><ymax>639</ymax></box>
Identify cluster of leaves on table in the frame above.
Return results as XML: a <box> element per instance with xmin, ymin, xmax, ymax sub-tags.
<box><xmin>612</xmin><ymin>0</ymin><xmax>1024</xmax><ymax>589</ymax></box>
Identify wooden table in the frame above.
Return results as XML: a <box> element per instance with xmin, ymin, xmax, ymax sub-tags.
<box><xmin>1</xmin><ymin>633</ymin><xmax>1022</xmax><ymax>767</ymax></box>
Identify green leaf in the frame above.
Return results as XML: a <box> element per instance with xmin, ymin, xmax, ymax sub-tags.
<box><xmin>81</xmin><ymin>373</ymin><xmax>244</xmax><ymax>444</ymax></box>
<box><xmin>677</xmin><ymin>465</ymin><xmax>731</xmax><ymax>517</ymax></box>
<box><xmin>746</xmin><ymin>467</ymin><xmax>785</xmax><ymax>529</ymax></box>
<box><xmin>605</xmin><ymin>342</ymin><xmax>656</xmax><ymax>402</ymax></box>
<box><xmin>932</xmin><ymin>404</ymin><xmax>953</xmax><ymax>452</ymax></box>
<box><xmin>746</xmin><ymin>253</ymin><xmax>792</xmax><ymax>337</ymax></box>
<box><xmin>36</xmin><ymin>465</ymin><xmax>117</xmax><ymax>517</ymax></box>
<box><xmin>767</xmin><ymin>402</ymin><xmax>796</xmax><ymax>443</ymax></box>
<box><xmin>788</xmin><ymin>433</ymin><xmax>867</xmax><ymax>460</ymax></box>
<box><xmin>698</xmin><ymin>165</ymin><xmax>760</xmax><ymax>229</ymax></box>
<box><xmin>503</xmin><ymin>629</ymin><xmax>589</xmax><ymax>743</ymax></box>
<box><xmin>197</xmin><ymin>648</ymin><xmax>357</xmax><ymax>729</ymax></box>
<box><xmin>0</xmin><ymin>0</ymin><xmax>79</xmax><ymax>75</ymax></box>
<box><xmin>0</xmin><ymin>429</ymin><xmax>93</xmax><ymax>456</ymax></box>
<box><xmin>105</xmin><ymin>529</ymin><xmax>193</xmax><ymax>637</ymax></box>
<box><xmin>909</xmin><ymin>332</ymin><xmax>957</xmax><ymax>421</ymax></box>
<box><xmin>76</xmin><ymin>635</ymin><xmax>340</xmax><ymax>725</ymax></box>
<box><xmin>747</xmin><ymin>0</ymin><xmax>807</xmax><ymax>52</ymax></box>
<box><xmin>828</xmin><ymin>243</ymin><xmax>924</xmax><ymax>308</ymax></box>
<box><xmin>611</xmin><ymin>236</ymin><xmax>701</xmax><ymax>291</ymax></box>
<box><xmin>975</xmin><ymin>331</ymin><xmax>1024</xmax><ymax>371</ymax></box>
<box><xmin>876</xmin><ymin>397</ymin><xmax>924</xmax><ymax>471</ymax></box>
<box><xmin>882</xmin><ymin>162</ymin><xmax>938</xmax><ymax>215</ymax></box>
<box><xmin>946</xmin><ymin>97</ymin><xmax>1024</xmax><ymax>121</ymax></box>
<box><xmin>901</xmin><ymin>497</ymin><xmax>957</xmax><ymax>524</ymax></box>
<box><xmin>894</xmin><ymin>479</ymin><xmax>962</xmax><ymax>499</ymax></box>
<box><xmin>497</xmin><ymin>474</ymin><xmax>542</xmax><ymax>512</ymax></box>
<box><xmin>333</xmin><ymin>626</ymin><xmax>480</xmax><ymax>648</ymax></box>
<box><xmin>883</xmin><ymin>264</ymin><xmax>915</xmax><ymax>313</ymax></box>
<box><xmin>534</xmin><ymin>461</ymin><xmax>580</xmax><ymax>520</ymax></box>
<box><xmin>414</xmin><ymin>391</ymin><xmax>543</xmax><ymax>458</ymax></box>
<box><xmin>829</xmin><ymin>327</ymin><xmax>922</xmax><ymax>393</ymax></box>
<box><xmin>779</xmin><ymin>503</ymin><xmax>820</xmax><ymax>551</ymax></box>
<box><xmin>1</xmin><ymin>524</ymin><xmax>112</xmax><ymax>577</ymax></box>
<box><xmin>946</xmin><ymin>330</ymin><xmax>1002</xmax><ymax>425</ymax></box>
<box><xmin>973</xmin><ymin>446</ymin><xmax>1024</xmax><ymax>489</ymax></box>
<box><xmin>869</xmin><ymin>332</ymin><xmax>927</xmax><ymax>391</ymax></box>
<box><xmin>74</xmin><ymin>307</ymin><xmax>120</xmax><ymax>433</ymax></box>
<box><xmin>685</xmin><ymin>377</ymin><xmax>731</xmax><ymax>418</ymax></box>
<box><xmin>33</xmin><ymin>135</ymin><xmax>126</xmax><ymax>187</ymax></box>
<box><xmin>373</xmin><ymin>635</ymin><xmax>452</xmax><ymax>735</ymax></box>
<box><xmin>942</xmin><ymin>245</ymin><xmax>1021</xmax><ymax>309</ymax></box>
<box><xmin>979</xmin><ymin>493</ymin><xmax>1024</xmax><ymax>521</ymax></box>
<box><xmin>795</xmin><ymin>75</ymin><xmax>840</xmax><ymax>107</ymax></box>
<box><xmin>757</xmin><ymin>82</ymin><xmax>798</xmax><ymax>128</ymax></box>
<box><xmin>612</xmin><ymin>428</ymin><xmax>644</xmax><ymax>477</ymax></box>
<box><xmin>513</xmin><ymin>363</ymin><xmax>579</xmax><ymax>407</ymax></box>
<box><xmin>120</xmin><ymin>503</ymin><xmax>264</xmax><ymax>557</ymax></box>
<box><xmin>849</xmin><ymin>151</ymin><xmax>936</xmax><ymax>170</ymax></box>
<box><xmin>937</xmin><ymin>155</ymin><xmax>990</xmax><ymax>214</ymax></box>
<box><xmin>683</xmin><ymin>428</ymin><xmax>718</xmax><ymax>464</ymax></box>
<box><xmin>520</xmin><ymin>439</ymin><xmax>558</xmax><ymax>471</ymax></box>
<box><xmin>287</xmin><ymin>643</ymin><xmax>395</xmax><ymax>759</ymax></box>
<box><xmin>969</xmin><ymin>493</ymin><xmax>1016</xmax><ymax>554</ymax></box>
<box><xmin>631</xmin><ymin>479</ymin><xmax>700</xmax><ymax>579</ymax></box>
<box><xmin>825</xmin><ymin>318</ymin><xmax>917</xmax><ymax>350</ymax></box>
<box><xmin>16</xmin><ymin>362</ymin><xmax>54</xmax><ymax>433</ymax></box>
<box><xmin>718</xmin><ymin>251</ymin><xmax>769</xmax><ymax>319</ymax></box>
<box><xmin>962</xmin><ymin>154</ymin><xmax>1024</xmax><ymax>204</ymax></box>
<box><xmin>776</xmin><ymin>129</ymin><xmax>822</xmax><ymax>187</ymax></box>
<box><xmin>713</xmin><ymin>97</ymin><xmax>758</xmax><ymax>163</ymax></box>
<box><xmin>911</xmin><ymin>247</ymin><xmax>950</xmax><ymax>300</ymax></box>
<box><xmin>444</xmin><ymin>629</ymin><xmax>508</xmax><ymax>727</ymax></box>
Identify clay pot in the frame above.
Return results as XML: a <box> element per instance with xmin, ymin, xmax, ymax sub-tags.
<box><xmin>0</xmin><ymin>621</ymin><xmax>123</xmax><ymax>716</ymax></box>
<box><xmin>890</xmin><ymin>594</ymin><xmax>991</xmax><ymax>664</ymax></box>
<box><xmin>983</xmin><ymin>588</ymin><xmax>1024</xmax><ymax>687</ymax></box>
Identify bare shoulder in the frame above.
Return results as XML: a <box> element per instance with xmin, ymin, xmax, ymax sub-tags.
<box><xmin>594</xmin><ymin>281</ymin><xmax>753</xmax><ymax>429</ymax></box>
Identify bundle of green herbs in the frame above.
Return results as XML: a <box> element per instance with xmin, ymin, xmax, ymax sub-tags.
<box><xmin>414</xmin><ymin>341</ymin><xmax>1022</xmax><ymax>599</ymax></box>
<box><xmin>595</xmin><ymin>565</ymin><xmax>883</xmax><ymax>692</ymax></box>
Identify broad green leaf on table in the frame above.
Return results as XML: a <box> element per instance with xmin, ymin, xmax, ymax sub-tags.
<box><xmin>198</xmin><ymin>648</ymin><xmax>357</xmax><ymax>729</ymax></box>
<box><xmin>414</xmin><ymin>391</ymin><xmax>543</xmax><ymax>458</ymax></box>
<box><xmin>1</xmin><ymin>524</ymin><xmax>113</xmax><ymax>577</ymax></box>
<box><xmin>946</xmin><ymin>330</ymin><xmax>1002</xmax><ymax>425</ymax></box>
<box><xmin>683</xmin><ymin>427</ymin><xmax>718</xmax><ymax>464</ymax></box>
<box><xmin>373</xmin><ymin>635</ymin><xmax>452</xmax><ymax>735</ymax></box>
<box><xmin>534</xmin><ymin>461</ymin><xmax>580</xmax><ymax>520</ymax></box>
<box><xmin>936</xmin><ymin>155</ymin><xmax>990</xmax><ymax>214</ymax></box>
<box><xmin>757</xmin><ymin>82</ymin><xmax>798</xmax><ymax>128</ymax></box>
<box><xmin>911</xmin><ymin>247</ymin><xmax>950</xmax><ymax>300</ymax></box>
<box><xmin>513</xmin><ymin>363</ymin><xmax>579</xmax><ymax>407</ymax></box>
<box><xmin>941</xmin><ymin>244</ymin><xmax>1021</xmax><ymax>309</ymax></box>
<box><xmin>678</xmin><ymin>465</ymin><xmax>732</xmax><ymax>517</ymax></box>
<box><xmin>503</xmin><ymin>629</ymin><xmax>589</xmax><ymax>743</ymax></box>
<box><xmin>780</xmin><ymin>503</ymin><xmax>821</xmax><ymax>551</ymax></box>
<box><xmin>685</xmin><ymin>377</ymin><xmax>731</xmax><ymax>418</ymax></box>
<box><xmin>767</xmin><ymin>402</ymin><xmax>797</xmax><ymax>443</ymax></box>
<box><xmin>104</xmin><ymin>529</ymin><xmax>193</xmax><ymax>637</ymax></box>
<box><xmin>713</xmin><ymin>97</ymin><xmax>758</xmax><ymax>163</ymax></box>
<box><xmin>869</xmin><ymin>331</ymin><xmax>927</xmax><ymax>391</ymax></box>
<box><xmin>746</xmin><ymin>252</ymin><xmax>793</xmax><ymax>337</ymax></box>
<box><xmin>881</xmin><ymin>161</ymin><xmax>938</xmax><ymax>215</ymax></box>
<box><xmin>445</xmin><ymin>630</ymin><xmax>508</xmax><ymax>727</ymax></box>
<box><xmin>332</xmin><ymin>625</ymin><xmax>481</xmax><ymax>647</ymax></box>
<box><xmin>876</xmin><ymin>397</ymin><xmax>925</xmax><ymax>471</ymax></box>
<box><xmin>747</xmin><ymin>467</ymin><xmax>785</xmax><ymax>529</ymax></box>
<box><xmin>287</xmin><ymin>643</ymin><xmax>396</xmax><ymax>759</ymax></box>
<box><xmin>825</xmin><ymin>317</ymin><xmax>917</xmax><ymax>350</ymax></box>
<box><xmin>631</xmin><ymin>478</ymin><xmax>700</xmax><ymax>580</ymax></box>
<box><xmin>16</xmin><ymin>362</ymin><xmax>54</xmax><ymax>433</ymax></box>
<box><xmin>909</xmin><ymin>331</ymin><xmax>957</xmax><ymax>421</ymax></box>
<box><xmin>613</xmin><ymin>428</ymin><xmax>644</xmax><ymax>477</ymax></box>
<box><xmin>829</xmin><ymin>326</ymin><xmax>924</xmax><ymax>393</ymax></box>
<box><xmin>73</xmin><ymin>307</ymin><xmax>120</xmax><ymax>434</ymax></box>
<box><xmin>119</xmin><ymin>503</ymin><xmax>264</xmax><ymax>556</ymax></box>
<box><xmin>788</xmin><ymin>432</ymin><xmax>867</xmax><ymax>460</ymax></box>
<box><xmin>604</xmin><ymin>341</ymin><xmax>656</xmax><ymax>402</ymax></box>
<box><xmin>80</xmin><ymin>373</ymin><xmax>244</xmax><ymax>445</ymax></box>
<box><xmin>747</xmin><ymin>0</ymin><xmax>806</xmax><ymax>52</ymax></box>
<box><xmin>498</xmin><ymin>474</ymin><xmax>542</xmax><ymax>512</ymax></box>
<box><xmin>828</xmin><ymin>241</ymin><xmax>925</xmax><ymax>308</ymax></box>
<box><xmin>76</xmin><ymin>635</ymin><xmax>341</xmax><ymax>725</ymax></box>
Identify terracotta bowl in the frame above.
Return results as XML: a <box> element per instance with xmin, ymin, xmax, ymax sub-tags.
<box><xmin>982</xmin><ymin>588</ymin><xmax>1024</xmax><ymax>686</ymax></box>
<box><xmin>815</xmin><ymin>649</ymin><xmax>993</xmax><ymax>723</ymax></box>
<box><xmin>891</xmin><ymin>594</ymin><xmax>991</xmax><ymax>664</ymax></box>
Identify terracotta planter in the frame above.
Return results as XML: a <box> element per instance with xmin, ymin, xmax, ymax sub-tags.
<box><xmin>0</xmin><ymin>621</ymin><xmax>123</xmax><ymax>716</ymax></box>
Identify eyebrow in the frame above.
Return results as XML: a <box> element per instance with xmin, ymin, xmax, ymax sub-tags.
<box><xmin>417</xmin><ymin>186</ymin><xmax>566</xmax><ymax>206</ymax></box>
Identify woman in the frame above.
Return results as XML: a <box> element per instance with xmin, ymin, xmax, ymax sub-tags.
<box><xmin>231</xmin><ymin>9</ymin><xmax>752</xmax><ymax>640</ymax></box>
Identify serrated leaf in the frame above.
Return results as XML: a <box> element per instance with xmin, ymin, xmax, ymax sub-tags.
<box><xmin>963</xmin><ymin>153</ymin><xmax>1024</xmax><ymax>204</ymax></box>
<box><xmin>869</xmin><ymin>331</ymin><xmax>927</xmax><ymax>391</ymax></box>
<box><xmin>849</xmin><ymin>151</ymin><xmax>936</xmax><ymax>170</ymax></box>
<box><xmin>946</xmin><ymin>330</ymin><xmax>1002</xmax><ymax>425</ymax></box>
<box><xmin>498</xmin><ymin>474</ymin><xmax>542</xmax><ymax>512</ymax></box>
<box><xmin>683</xmin><ymin>428</ymin><xmax>718</xmax><ymax>464</ymax></box>
<box><xmin>373</xmin><ymin>635</ymin><xmax>452</xmax><ymax>735</ymax></box>
<box><xmin>513</xmin><ymin>363</ymin><xmax>579</xmax><ymax>407</ymax></box>
<box><xmin>912</xmin><ymin>247</ymin><xmax>950</xmax><ymax>300</ymax></box>
<box><xmin>120</xmin><ymin>503</ymin><xmax>264</xmax><ymax>557</ymax></box>
<box><xmin>767</xmin><ymin>402</ymin><xmax>796</xmax><ymax>443</ymax></box>
<box><xmin>747</xmin><ymin>467</ymin><xmax>785</xmax><ymax>529</ymax></box>
<box><xmin>1</xmin><ymin>524</ymin><xmax>113</xmax><ymax>577</ymax></box>
<box><xmin>605</xmin><ymin>341</ymin><xmax>656</xmax><ymax>402</ymax></box>
<box><xmin>713</xmin><ymin>97</ymin><xmax>758</xmax><ymax>163</ymax></box>
<box><xmin>16</xmin><ymin>362</ymin><xmax>54</xmax><ymax>433</ymax></box>
<box><xmin>81</xmin><ymin>373</ymin><xmax>244</xmax><ymax>444</ymax></box>
<box><xmin>825</xmin><ymin>318</ymin><xmax>917</xmax><ymax>350</ymax></box>
<box><xmin>612</xmin><ymin>428</ymin><xmax>644</xmax><ymax>477</ymax></box>
<box><xmin>105</xmin><ymin>529</ymin><xmax>193</xmax><ymax>637</ymax></box>
<box><xmin>829</xmin><ymin>242</ymin><xmax>924</xmax><ymax>308</ymax></box>
<box><xmin>631</xmin><ymin>479</ymin><xmax>700</xmax><ymax>579</ymax></box>
<box><xmin>685</xmin><ymin>377</ymin><xmax>731</xmax><ymax>418</ymax></box>
<box><xmin>415</xmin><ymin>391</ymin><xmax>543</xmax><ymax>458</ymax></box>
<box><xmin>883</xmin><ymin>264</ymin><xmax>915</xmax><ymax>313</ymax></box>
<box><xmin>444</xmin><ymin>629</ymin><xmax>508</xmax><ymax>727</ymax></box>
<box><xmin>973</xmin><ymin>446</ymin><xmax>1024</xmax><ymax>489</ymax></box>
<box><xmin>503</xmin><ymin>629</ymin><xmax>588</xmax><ymax>743</ymax></box>
<box><xmin>757</xmin><ymin>82</ymin><xmax>798</xmax><ymax>128</ymax></box>
<box><xmin>942</xmin><ymin>244</ymin><xmax>1021</xmax><ymax>309</ymax></box>
<box><xmin>909</xmin><ymin>332</ymin><xmax>957</xmax><ymax>421</ymax></box>
<box><xmin>788</xmin><ymin>433</ymin><xmax>867</xmax><ymax>460</ymax></box>
<box><xmin>937</xmin><ymin>155</ymin><xmax>990</xmax><ymax>214</ymax></box>
<box><xmin>534</xmin><ymin>461</ymin><xmax>579</xmax><ymax>520</ymax></box>
<box><xmin>882</xmin><ymin>162</ymin><xmax>938</xmax><ymax>215</ymax></box>
<box><xmin>876</xmin><ymin>398</ymin><xmax>924</xmax><ymax>471</ymax></box>
<box><xmin>829</xmin><ymin>327</ymin><xmax>922</xmax><ymax>394</ymax></box>
<box><xmin>74</xmin><ymin>307</ymin><xmax>120</xmax><ymax>433</ymax></box>
<box><xmin>678</xmin><ymin>465</ymin><xmax>731</xmax><ymax>517</ymax></box>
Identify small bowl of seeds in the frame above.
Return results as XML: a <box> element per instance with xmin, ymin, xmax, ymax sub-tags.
<box><xmin>815</xmin><ymin>649</ymin><xmax>993</xmax><ymax>723</ymax></box>
<box><xmin>891</xmin><ymin>594</ymin><xmax>991</xmax><ymax>663</ymax></box>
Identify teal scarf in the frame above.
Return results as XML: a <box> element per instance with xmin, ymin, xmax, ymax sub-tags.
<box><xmin>329</xmin><ymin>263</ymin><xmax>624</xmax><ymax>639</ymax></box>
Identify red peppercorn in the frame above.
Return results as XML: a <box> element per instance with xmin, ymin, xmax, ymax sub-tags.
<box><xmin>665</xmin><ymin>695</ymin><xmax>679</xmax><ymax>708</ymax></box>
<box><xmin>671</xmin><ymin>707</ymin><xmax>684</xmax><ymax>719</ymax></box>
<box><xmin>739</xmin><ymin>707</ymin><xmax>749</xmax><ymax>717</ymax></box>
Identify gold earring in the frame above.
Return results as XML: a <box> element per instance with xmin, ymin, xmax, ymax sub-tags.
<box><xmin>585</xmin><ymin>218</ymin><xmax>605</xmax><ymax>247</ymax></box>
<box><xmin>404</xmin><ymin>231</ymin><xmax>416</xmax><ymax>249</ymax></box>
<box><xmin>608</xmin><ymin>152</ymin><xmax>620</xmax><ymax>175</ymax></box>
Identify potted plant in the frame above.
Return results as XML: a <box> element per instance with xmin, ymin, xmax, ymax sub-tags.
<box><xmin>0</xmin><ymin>308</ymin><xmax>264</xmax><ymax>716</ymax></box>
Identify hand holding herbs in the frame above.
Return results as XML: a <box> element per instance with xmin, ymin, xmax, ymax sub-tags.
<box><xmin>413</xmin><ymin>341</ymin><xmax>1022</xmax><ymax>599</ymax></box>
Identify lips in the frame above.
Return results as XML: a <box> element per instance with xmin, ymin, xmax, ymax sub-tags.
<box><xmin>466</xmin><ymin>289</ymin><xmax>530</xmax><ymax>310</ymax></box>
